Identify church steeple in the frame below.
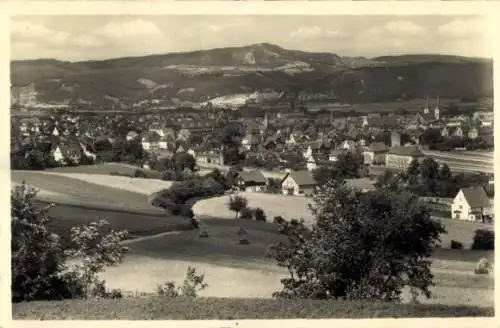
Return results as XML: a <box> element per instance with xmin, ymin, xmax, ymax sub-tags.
<box><xmin>423</xmin><ymin>96</ymin><xmax>430</xmax><ymax>114</ymax></box>
<box><xmin>434</xmin><ymin>96</ymin><xmax>440</xmax><ymax>120</ymax></box>
<box><xmin>263</xmin><ymin>112</ymin><xmax>269</xmax><ymax>130</ymax></box>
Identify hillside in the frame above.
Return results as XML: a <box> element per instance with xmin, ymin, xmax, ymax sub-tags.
<box><xmin>11</xmin><ymin>43</ymin><xmax>493</xmax><ymax>109</ymax></box>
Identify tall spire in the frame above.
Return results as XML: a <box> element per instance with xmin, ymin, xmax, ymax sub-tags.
<box><xmin>424</xmin><ymin>96</ymin><xmax>429</xmax><ymax>114</ymax></box>
<box><xmin>436</xmin><ymin>96</ymin><xmax>440</xmax><ymax>109</ymax></box>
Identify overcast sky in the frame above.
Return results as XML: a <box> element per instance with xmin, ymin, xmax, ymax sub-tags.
<box><xmin>10</xmin><ymin>15</ymin><xmax>493</xmax><ymax>62</ymax></box>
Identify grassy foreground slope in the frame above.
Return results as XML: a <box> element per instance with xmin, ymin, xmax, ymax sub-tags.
<box><xmin>13</xmin><ymin>297</ymin><xmax>494</xmax><ymax>319</ymax></box>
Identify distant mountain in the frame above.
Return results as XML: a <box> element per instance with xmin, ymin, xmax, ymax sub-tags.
<box><xmin>10</xmin><ymin>43</ymin><xmax>493</xmax><ymax>109</ymax></box>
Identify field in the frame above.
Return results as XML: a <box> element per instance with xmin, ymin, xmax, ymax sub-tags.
<box><xmin>96</xmin><ymin>216</ymin><xmax>493</xmax><ymax>308</ymax></box>
<box><xmin>11</xmin><ymin>166</ymin><xmax>494</xmax><ymax>315</ymax></box>
<box><xmin>11</xmin><ymin>170</ymin><xmax>168</xmax><ymax>212</ymax></box>
<box><xmin>45</xmin><ymin>162</ymin><xmax>144</xmax><ymax>175</ymax></box>
<box><xmin>11</xmin><ymin>169</ymin><xmax>192</xmax><ymax>242</ymax></box>
<box><xmin>13</xmin><ymin>297</ymin><xmax>493</xmax><ymax>320</ymax></box>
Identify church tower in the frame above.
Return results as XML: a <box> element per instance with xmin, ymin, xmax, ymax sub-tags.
<box><xmin>434</xmin><ymin>96</ymin><xmax>440</xmax><ymax>121</ymax></box>
<box><xmin>423</xmin><ymin>96</ymin><xmax>430</xmax><ymax>114</ymax></box>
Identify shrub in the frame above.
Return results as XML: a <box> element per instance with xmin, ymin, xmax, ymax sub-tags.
<box><xmin>273</xmin><ymin>216</ymin><xmax>285</xmax><ymax>224</ymax></box>
<box><xmin>198</xmin><ymin>230</ymin><xmax>209</xmax><ymax>238</ymax></box>
<box><xmin>11</xmin><ymin>183</ymin><xmax>129</xmax><ymax>302</ymax></box>
<box><xmin>239</xmin><ymin>207</ymin><xmax>253</xmax><ymax>220</ymax></box>
<box><xmin>474</xmin><ymin>257</ymin><xmax>490</xmax><ymax>275</ymax></box>
<box><xmin>237</xmin><ymin>228</ymin><xmax>247</xmax><ymax>236</ymax></box>
<box><xmin>254</xmin><ymin>207</ymin><xmax>267</xmax><ymax>221</ymax></box>
<box><xmin>450</xmin><ymin>240</ymin><xmax>463</xmax><ymax>249</ymax></box>
<box><xmin>471</xmin><ymin>229</ymin><xmax>494</xmax><ymax>250</ymax></box>
<box><xmin>157</xmin><ymin>266</ymin><xmax>208</xmax><ymax>298</ymax></box>
<box><xmin>239</xmin><ymin>238</ymin><xmax>250</xmax><ymax>245</ymax></box>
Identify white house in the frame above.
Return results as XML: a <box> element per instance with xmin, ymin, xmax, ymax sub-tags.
<box><xmin>451</xmin><ymin>187</ymin><xmax>493</xmax><ymax>222</ymax></box>
<box><xmin>281</xmin><ymin>170</ymin><xmax>317</xmax><ymax>196</ymax></box>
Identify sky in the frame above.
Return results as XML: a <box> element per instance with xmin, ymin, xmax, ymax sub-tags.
<box><xmin>10</xmin><ymin>15</ymin><xmax>493</xmax><ymax>62</ymax></box>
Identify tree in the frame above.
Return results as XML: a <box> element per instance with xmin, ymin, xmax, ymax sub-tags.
<box><xmin>228</xmin><ymin>196</ymin><xmax>248</xmax><ymax>219</ymax></box>
<box><xmin>11</xmin><ymin>183</ymin><xmax>129</xmax><ymax>302</ymax></box>
<box><xmin>267</xmin><ymin>181</ymin><xmax>445</xmax><ymax>301</ymax></box>
<box><xmin>173</xmin><ymin>152</ymin><xmax>196</xmax><ymax>171</ymax></box>
<box><xmin>405</xmin><ymin>159</ymin><xmax>420</xmax><ymax>185</ymax></box>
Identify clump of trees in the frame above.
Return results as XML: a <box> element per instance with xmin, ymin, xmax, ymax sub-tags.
<box><xmin>401</xmin><ymin>158</ymin><xmax>491</xmax><ymax>198</ymax></box>
<box><xmin>11</xmin><ymin>183</ymin><xmax>129</xmax><ymax>302</ymax></box>
<box><xmin>267</xmin><ymin>181</ymin><xmax>445</xmax><ymax>301</ymax></box>
<box><xmin>152</xmin><ymin>174</ymin><xmax>226</xmax><ymax>219</ymax></box>
<box><xmin>312</xmin><ymin>151</ymin><xmax>364</xmax><ymax>185</ymax></box>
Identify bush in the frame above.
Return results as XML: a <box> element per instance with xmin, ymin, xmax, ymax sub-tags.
<box><xmin>239</xmin><ymin>238</ymin><xmax>250</xmax><ymax>245</ymax></box>
<box><xmin>474</xmin><ymin>257</ymin><xmax>490</xmax><ymax>275</ymax></box>
<box><xmin>273</xmin><ymin>216</ymin><xmax>285</xmax><ymax>224</ymax></box>
<box><xmin>254</xmin><ymin>207</ymin><xmax>267</xmax><ymax>221</ymax></box>
<box><xmin>157</xmin><ymin>267</ymin><xmax>208</xmax><ymax>298</ymax></box>
<box><xmin>471</xmin><ymin>229</ymin><xmax>494</xmax><ymax>250</ymax></box>
<box><xmin>239</xmin><ymin>207</ymin><xmax>253</xmax><ymax>220</ymax></box>
<box><xmin>198</xmin><ymin>230</ymin><xmax>209</xmax><ymax>238</ymax></box>
<box><xmin>237</xmin><ymin>228</ymin><xmax>247</xmax><ymax>236</ymax></box>
<box><xmin>450</xmin><ymin>240</ymin><xmax>463</xmax><ymax>249</ymax></box>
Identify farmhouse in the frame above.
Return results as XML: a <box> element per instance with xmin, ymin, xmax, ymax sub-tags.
<box><xmin>363</xmin><ymin>142</ymin><xmax>388</xmax><ymax>165</ymax></box>
<box><xmin>281</xmin><ymin>170</ymin><xmax>317</xmax><ymax>197</ymax></box>
<box><xmin>234</xmin><ymin>170</ymin><xmax>267</xmax><ymax>192</ymax></box>
<box><xmin>385</xmin><ymin>145</ymin><xmax>424</xmax><ymax>170</ymax></box>
<box><xmin>451</xmin><ymin>187</ymin><xmax>493</xmax><ymax>222</ymax></box>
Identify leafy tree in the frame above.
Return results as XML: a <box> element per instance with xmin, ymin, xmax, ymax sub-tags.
<box><xmin>228</xmin><ymin>196</ymin><xmax>248</xmax><ymax>219</ymax></box>
<box><xmin>11</xmin><ymin>183</ymin><xmax>129</xmax><ymax>302</ymax></box>
<box><xmin>312</xmin><ymin>166</ymin><xmax>340</xmax><ymax>186</ymax></box>
<box><xmin>471</xmin><ymin>229</ymin><xmax>494</xmax><ymax>250</ymax></box>
<box><xmin>253</xmin><ymin>207</ymin><xmax>267</xmax><ymax>221</ymax></box>
<box><xmin>267</xmin><ymin>181</ymin><xmax>445</xmax><ymax>301</ymax></box>
<box><xmin>406</xmin><ymin>159</ymin><xmax>420</xmax><ymax>185</ymax></box>
<box><xmin>173</xmin><ymin>152</ymin><xmax>196</xmax><ymax>171</ymax></box>
<box><xmin>336</xmin><ymin>151</ymin><xmax>363</xmax><ymax>179</ymax></box>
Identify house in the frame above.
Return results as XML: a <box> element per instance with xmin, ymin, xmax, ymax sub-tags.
<box><xmin>442</xmin><ymin>126</ymin><xmax>463</xmax><ymax>138</ymax></box>
<box><xmin>340</xmin><ymin>139</ymin><xmax>356</xmax><ymax>151</ymax></box>
<box><xmin>390</xmin><ymin>131</ymin><xmax>401</xmax><ymax>148</ymax></box>
<box><xmin>451</xmin><ymin>187</ymin><xmax>493</xmax><ymax>222</ymax></box>
<box><xmin>126</xmin><ymin>131</ymin><xmax>140</xmax><ymax>141</ymax></box>
<box><xmin>52</xmin><ymin>139</ymin><xmax>84</xmax><ymax>165</ymax></box>
<box><xmin>235</xmin><ymin>170</ymin><xmax>267</xmax><ymax>192</ymax></box>
<box><xmin>241</xmin><ymin>134</ymin><xmax>259</xmax><ymax>151</ymax></box>
<box><xmin>281</xmin><ymin>170</ymin><xmax>317</xmax><ymax>196</ymax></box>
<box><xmin>344</xmin><ymin>178</ymin><xmax>376</xmax><ymax>193</ymax></box>
<box><xmin>141</xmin><ymin>131</ymin><xmax>162</xmax><ymax>152</ymax></box>
<box><xmin>468</xmin><ymin>127</ymin><xmax>479</xmax><ymax>139</ymax></box>
<box><xmin>385</xmin><ymin>145</ymin><xmax>425</xmax><ymax>170</ymax></box>
<box><xmin>363</xmin><ymin>142</ymin><xmax>388</xmax><ymax>165</ymax></box>
<box><xmin>328</xmin><ymin>149</ymin><xmax>344</xmax><ymax>162</ymax></box>
<box><xmin>51</xmin><ymin>126</ymin><xmax>60</xmax><ymax>137</ymax></box>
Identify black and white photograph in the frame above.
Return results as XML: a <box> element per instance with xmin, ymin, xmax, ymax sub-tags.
<box><xmin>6</xmin><ymin>5</ymin><xmax>496</xmax><ymax>321</ymax></box>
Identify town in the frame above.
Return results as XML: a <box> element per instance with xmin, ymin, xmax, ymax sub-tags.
<box><xmin>10</xmin><ymin>14</ymin><xmax>495</xmax><ymax>320</ymax></box>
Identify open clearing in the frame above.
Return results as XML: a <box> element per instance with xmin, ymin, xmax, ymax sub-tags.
<box><xmin>193</xmin><ymin>192</ymin><xmax>314</xmax><ymax>222</ymax></box>
<box><xmin>101</xmin><ymin>219</ymin><xmax>493</xmax><ymax>307</ymax></box>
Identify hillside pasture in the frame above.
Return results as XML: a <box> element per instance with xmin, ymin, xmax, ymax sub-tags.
<box><xmin>31</xmin><ymin>200</ymin><xmax>192</xmax><ymax>245</ymax></box>
<box><xmin>45</xmin><ymin>162</ymin><xmax>144</xmax><ymax>175</ymax></box>
<box><xmin>11</xmin><ymin>170</ymin><xmax>166</xmax><ymax>214</ymax></box>
<box><xmin>40</xmin><ymin>172</ymin><xmax>174</xmax><ymax>196</ymax></box>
